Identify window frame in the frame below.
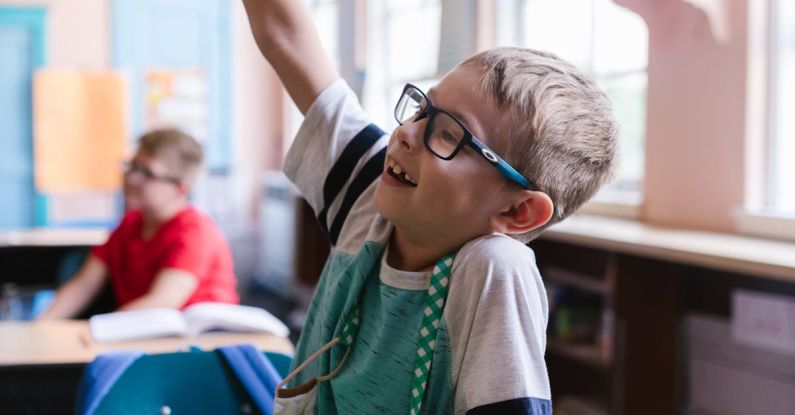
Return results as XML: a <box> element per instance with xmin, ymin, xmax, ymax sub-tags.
<box><xmin>736</xmin><ymin>0</ymin><xmax>795</xmax><ymax>242</ymax></box>
<box><xmin>767</xmin><ymin>0</ymin><xmax>791</xmax><ymax>213</ymax></box>
<box><xmin>517</xmin><ymin>0</ymin><xmax>648</xmax><ymax>218</ymax></box>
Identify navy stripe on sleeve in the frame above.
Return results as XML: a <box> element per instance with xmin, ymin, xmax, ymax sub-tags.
<box><xmin>328</xmin><ymin>147</ymin><xmax>386</xmax><ymax>246</ymax></box>
<box><xmin>317</xmin><ymin>124</ymin><xmax>385</xmax><ymax>237</ymax></box>
<box><xmin>466</xmin><ymin>397</ymin><xmax>552</xmax><ymax>415</ymax></box>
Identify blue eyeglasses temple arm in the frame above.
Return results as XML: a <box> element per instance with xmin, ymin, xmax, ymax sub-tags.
<box><xmin>495</xmin><ymin>160</ymin><xmax>533</xmax><ymax>189</ymax></box>
<box><xmin>468</xmin><ymin>137</ymin><xmax>534</xmax><ymax>190</ymax></box>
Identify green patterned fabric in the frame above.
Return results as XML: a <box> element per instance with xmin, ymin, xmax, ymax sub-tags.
<box><xmin>286</xmin><ymin>241</ymin><xmax>457</xmax><ymax>414</ymax></box>
<box><xmin>335</xmin><ymin>253</ymin><xmax>456</xmax><ymax>415</ymax></box>
<box><xmin>338</xmin><ymin>308</ymin><xmax>360</xmax><ymax>347</ymax></box>
<box><xmin>409</xmin><ymin>254</ymin><xmax>454</xmax><ymax>415</ymax></box>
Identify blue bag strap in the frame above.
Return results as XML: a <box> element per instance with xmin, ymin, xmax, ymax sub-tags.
<box><xmin>75</xmin><ymin>350</ymin><xmax>144</xmax><ymax>415</ymax></box>
<box><xmin>217</xmin><ymin>344</ymin><xmax>284</xmax><ymax>415</ymax></box>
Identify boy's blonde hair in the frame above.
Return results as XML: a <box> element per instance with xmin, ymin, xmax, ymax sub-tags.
<box><xmin>138</xmin><ymin>128</ymin><xmax>204</xmax><ymax>185</ymax></box>
<box><xmin>463</xmin><ymin>47</ymin><xmax>619</xmax><ymax>242</ymax></box>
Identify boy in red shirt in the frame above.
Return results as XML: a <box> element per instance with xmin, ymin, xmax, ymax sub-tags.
<box><xmin>39</xmin><ymin>128</ymin><xmax>238</xmax><ymax>320</ymax></box>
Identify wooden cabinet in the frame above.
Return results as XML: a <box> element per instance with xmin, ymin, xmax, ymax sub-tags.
<box><xmin>531</xmin><ymin>216</ymin><xmax>795</xmax><ymax>415</ymax></box>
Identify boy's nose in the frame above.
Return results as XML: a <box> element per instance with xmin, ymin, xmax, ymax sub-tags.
<box><xmin>124</xmin><ymin>172</ymin><xmax>143</xmax><ymax>187</ymax></box>
<box><xmin>395</xmin><ymin>120</ymin><xmax>424</xmax><ymax>154</ymax></box>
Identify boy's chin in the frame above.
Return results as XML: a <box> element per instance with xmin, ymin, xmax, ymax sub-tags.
<box><xmin>373</xmin><ymin>189</ymin><xmax>392</xmax><ymax>219</ymax></box>
<box><xmin>124</xmin><ymin>198</ymin><xmax>142</xmax><ymax>212</ymax></box>
<box><xmin>373</xmin><ymin>186</ymin><xmax>404</xmax><ymax>224</ymax></box>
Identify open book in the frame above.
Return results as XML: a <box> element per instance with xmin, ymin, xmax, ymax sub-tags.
<box><xmin>89</xmin><ymin>302</ymin><xmax>290</xmax><ymax>342</ymax></box>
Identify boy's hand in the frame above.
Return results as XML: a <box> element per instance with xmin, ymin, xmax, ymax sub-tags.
<box><xmin>241</xmin><ymin>0</ymin><xmax>339</xmax><ymax>114</ymax></box>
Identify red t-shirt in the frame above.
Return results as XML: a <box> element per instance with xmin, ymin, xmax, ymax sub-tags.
<box><xmin>92</xmin><ymin>207</ymin><xmax>239</xmax><ymax>308</ymax></box>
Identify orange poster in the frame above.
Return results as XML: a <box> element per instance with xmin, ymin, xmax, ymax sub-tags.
<box><xmin>33</xmin><ymin>70</ymin><xmax>128</xmax><ymax>192</ymax></box>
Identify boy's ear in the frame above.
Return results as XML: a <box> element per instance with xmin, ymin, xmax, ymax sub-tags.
<box><xmin>490</xmin><ymin>190</ymin><xmax>554</xmax><ymax>235</ymax></box>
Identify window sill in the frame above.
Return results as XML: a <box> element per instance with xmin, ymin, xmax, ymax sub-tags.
<box><xmin>542</xmin><ymin>214</ymin><xmax>795</xmax><ymax>284</ymax></box>
<box><xmin>735</xmin><ymin>209</ymin><xmax>795</xmax><ymax>243</ymax></box>
<box><xmin>577</xmin><ymin>194</ymin><xmax>642</xmax><ymax>220</ymax></box>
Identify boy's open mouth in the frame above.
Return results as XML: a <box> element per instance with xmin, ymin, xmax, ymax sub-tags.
<box><xmin>386</xmin><ymin>157</ymin><xmax>417</xmax><ymax>186</ymax></box>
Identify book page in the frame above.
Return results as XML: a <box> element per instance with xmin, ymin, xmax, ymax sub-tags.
<box><xmin>89</xmin><ymin>308</ymin><xmax>187</xmax><ymax>342</ymax></box>
<box><xmin>182</xmin><ymin>303</ymin><xmax>289</xmax><ymax>338</ymax></box>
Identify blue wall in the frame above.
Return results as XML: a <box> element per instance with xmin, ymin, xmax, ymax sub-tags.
<box><xmin>0</xmin><ymin>7</ymin><xmax>46</xmax><ymax>229</ymax></box>
<box><xmin>112</xmin><ymin>0</ymin><xmax>232</xmax><ymax>171</ymax></box>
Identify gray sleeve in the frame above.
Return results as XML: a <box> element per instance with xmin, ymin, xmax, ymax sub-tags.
<box><xmin>282</xmin><ymin>79</ymin><xmax>389</xmax><ymax>252</ymax></box>
<box><xmin>444</xmin><ymin>234</ymin><xmax>552</xmax><ymax>414</ymax></box>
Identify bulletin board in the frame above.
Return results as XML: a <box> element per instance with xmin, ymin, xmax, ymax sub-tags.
<box><xmin>33</xmin><ymin>70</ymin><xmax>128</xmax><ymax>193</ymax></box>
<box><xmin>144</xmin><ymin>69</ymin><xmax>208</xmax><ymax>143</ymax></box>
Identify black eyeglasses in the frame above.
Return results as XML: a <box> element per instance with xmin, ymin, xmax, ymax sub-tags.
<box><xmin>122</xmin><ymin>161</ymin><xmax>181</xmax><ymax>184</ymax></box>
<box><xmin>394</xmin><ymin>84</ymin><xmax>540</xmax><ymax>191</ymax></box>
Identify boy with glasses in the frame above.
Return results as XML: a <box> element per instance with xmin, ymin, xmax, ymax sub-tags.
<box><xmin>39</xmin><ymin>128</ymin><xmax>239</xmax><ymax>320</ymax></box>
<box><xmin>242</xmin><ymin>0</ymin><xmax>617</xmax><ymax>413</ymax></box>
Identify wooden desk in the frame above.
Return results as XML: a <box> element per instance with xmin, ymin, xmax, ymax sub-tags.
<box><xmin>0</xmin><ymin>229</ymin><xmax>116</xmax><ymax>320</ymax></box>
<box><xmin>0</xmin><ymin>321</ymin><xmax>294</xmax><ymax>366</ymax></box>
<box><xmin>0</xmin><ymin>228</ymin><xmax>108</xmax><ymax>291</ymax></box>
<box><xmin>0</xmin><ymin>321</ymin><xmax>294</xmax><ymax>412</ymax></box>
<box><xmin>0</xmin><ymin>228</ymin><xmax>108</xmax><ymax>248</ymax></box>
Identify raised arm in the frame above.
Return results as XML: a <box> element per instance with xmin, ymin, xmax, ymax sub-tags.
<box><xmin>241</xmin><ymin>0</ymin><xmax>340</xmax><ymax>114</ymax></box>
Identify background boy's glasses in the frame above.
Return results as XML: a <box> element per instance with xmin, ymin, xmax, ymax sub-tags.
<box><xmin>122</xmin><ymin>161</ymin><xmax>181</xmax><ymax>184</ymax></box>
<box><xmin>394</xmin><ymin>84</ymin><xmax>539</xmax><ymax>191</ymax></box>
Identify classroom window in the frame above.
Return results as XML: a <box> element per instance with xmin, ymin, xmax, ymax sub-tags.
<box><xmin>520</xmin><ymin>0</ymin><xmax>648</xmax><ymax>203</ymax></box>
<box><xmin>287</xmin><ymin>0</ymin><xmax>341</xmax><ymax>140</ymax></box>
<box><xmin>311</xmin><ymin>0</ymin><xmax>340</xmax><ymax>70</ymax></box>
<box><xmin>770</xmin><ymin>0</ymin><xmax>795</xmax><ymax>215</ymax></box>
<box><xmin>362</xmin><ymin>0</ymin><xmax>442</xmax><ymax>129</ymax></box>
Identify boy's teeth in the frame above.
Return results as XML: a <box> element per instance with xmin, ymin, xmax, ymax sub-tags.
<box><xmin>387</xmin><ymin>157</ymin><xmax>416</xmax><ymax>185</ymax></box>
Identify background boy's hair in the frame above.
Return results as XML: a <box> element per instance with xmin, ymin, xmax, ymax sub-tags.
<box><xmin>463</xmin><ymin>47</ymin><xmax>619</xmax><ymax>242</ymax></box>
<box><xmin>137</xmin><ymin>128</ymin><xmax>204</xmax><ymax>185</ymax></box>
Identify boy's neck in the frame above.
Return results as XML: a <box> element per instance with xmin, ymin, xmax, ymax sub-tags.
<box><xmin>387</xmin><ymin>230</ymin><xmax>455</xmax><ymax>272</ymax></box>
<box><xmin>141</xmin><ymin>200</ymin><xmax>189</xmax><ymax>239</ymax></box>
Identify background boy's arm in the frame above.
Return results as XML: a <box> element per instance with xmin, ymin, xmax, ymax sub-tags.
<box><xmin>117</xmin><ymin>268</ymin><xmax>198</xmax><ymax>311</ymax></box>
<box><xmin>37</xmin><ymin>256</ymin><xmax>108</xmax><ymax>320</ymax></box>
<box><xmin>241</xmin><ymin>0</ymin><xmax>339</xmax><ymax>114</ymax></box>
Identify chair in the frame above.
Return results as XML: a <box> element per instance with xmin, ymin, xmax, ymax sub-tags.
<box><xmin>76</xmin><ymin>344</ymin><xmax>291</xmax><ymax>415</ymax></box>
